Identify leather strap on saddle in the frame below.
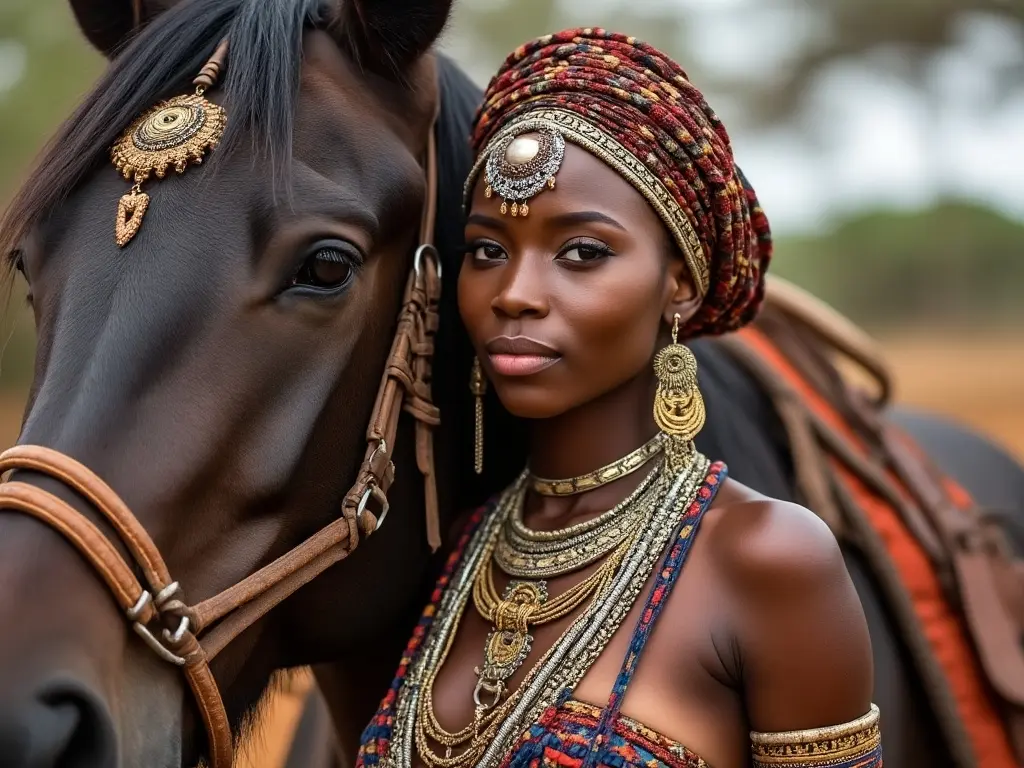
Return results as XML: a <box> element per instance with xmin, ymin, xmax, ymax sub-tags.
<box><xmin>0</xmin><ymin>122</ymin><xmax>443</xmax><ymax>768</ymax></box>
<box><xmin>722</xmin><ymin>277</ymin><xmax>1024</xmax><ymax>767</ymax></box>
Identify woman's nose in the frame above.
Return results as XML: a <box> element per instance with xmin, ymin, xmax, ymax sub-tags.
<box><xmin>491</xmin><ymin>257</ymin><xmax>549</xmax><ymax>319</ymax></box>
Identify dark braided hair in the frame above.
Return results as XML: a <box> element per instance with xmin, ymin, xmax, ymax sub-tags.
<box><xmin>471</xmin><ymin>28</ymin><xmax>772</xmax><ymax>337</ymax></box>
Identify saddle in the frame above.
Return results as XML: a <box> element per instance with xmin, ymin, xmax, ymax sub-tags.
<box><xmin>720</xmin><ymin>275</ymin><xmax>1024</xmax><ymax>768</ymax></box>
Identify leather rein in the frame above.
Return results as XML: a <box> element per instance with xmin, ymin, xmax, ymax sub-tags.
<box><xmin>0</xmin><ymin>122</ymin><xmax>443</xmax><ymax>767</ymax></box>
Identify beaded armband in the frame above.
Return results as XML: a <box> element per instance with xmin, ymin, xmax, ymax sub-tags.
<box><xmin>750</xmin><ymin>704</ymin><xmax>882</xmax><ymax>767</ymax></box>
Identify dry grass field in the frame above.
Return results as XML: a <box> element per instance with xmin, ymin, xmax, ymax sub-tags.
<box><xmin>881</xmin><ymin>332</ymin><xmax>1024</xmax><ymax>461</ymax></box>
<box><xmin>0</xmin><ymin>333</ymin><xmax>1020</xmax><ymax>766</ymax></box>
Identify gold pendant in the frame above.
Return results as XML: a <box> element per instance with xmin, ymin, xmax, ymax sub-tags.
<box><xmin>115</xmin><ymin>189</ymin><xmax>150</xmax><ymax>247</ymax></box>
<box><xmin>473</xmin><ymin>580</ymin><xmax>547</xmax><ymax>711</ymax></box>
<box><xmin>110</xmin><ymin>91</ymin><xmax>227</xmax><ymax>247</ymax></box>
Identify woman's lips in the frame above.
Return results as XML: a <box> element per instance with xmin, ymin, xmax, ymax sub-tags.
<box><xmin>488</xmin><ymin>353</ymin><xmax>560</xmax><ymax>377</ymax></box>
<box><xmin>484</xmin><ymin>336</ymin><xmax>561</xmax><ymax>377</ymax></box>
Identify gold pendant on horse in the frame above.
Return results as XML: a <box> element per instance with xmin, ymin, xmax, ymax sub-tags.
<box><xmin>110</xmin><ymin>91</ymin><xmax>227</xmax><ymax>247</ymax></box>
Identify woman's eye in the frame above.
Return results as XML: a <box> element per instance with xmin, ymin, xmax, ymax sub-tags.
<box><xmin>471</xmin><ymin>243</ymin><xmax>507</xmax><ymax>263</ymax></box>
<box><xmin>559</xmin><ymin>244</ymin><xmax>609</xmax><ymax>263</ymax></box>
<box><xmin>291</xmin><ymin>245</ymin><xmax>359</xmax><ymax>291</ymax></box>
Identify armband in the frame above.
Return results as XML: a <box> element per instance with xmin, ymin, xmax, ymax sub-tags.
<box><xmin>750</xmin><ymin>703</ymin><xmax>881</xmax><ymax>767</ymax></box>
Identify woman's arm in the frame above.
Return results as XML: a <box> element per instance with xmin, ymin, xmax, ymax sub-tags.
<box><xmin>713</xmin><ymin>498</ymin><xmax>880</xmax><ymax>766</ymax></box>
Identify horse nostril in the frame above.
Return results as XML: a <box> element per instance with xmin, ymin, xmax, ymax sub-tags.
<box><xmin>0</xmin><ymin>679</ymin><xmax>117</xmax><ymax>768</ymax></box>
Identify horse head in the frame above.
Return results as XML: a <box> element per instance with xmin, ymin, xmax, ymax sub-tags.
<box><xmin>0</xmin><ymin>0</ymin><xmax>479</xmax><ymax>765</ymax></box>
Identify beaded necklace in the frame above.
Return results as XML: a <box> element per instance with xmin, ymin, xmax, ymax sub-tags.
<box><xmin>495</xmin><ymin>463</ymin><xmax>662</xmax><ymax>579</ymax></box>
<box><xmin>377</xmin><ymin>452</ymin><xmax>710</xmax><ymax>768</ymax></box>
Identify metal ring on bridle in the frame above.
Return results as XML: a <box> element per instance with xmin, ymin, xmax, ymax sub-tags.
<box><xmin>413</xmin><ymin>244</ymin><xmax>441</xmax><ymax>281</ymax></box>
<box><xmin>356</xmin><ymin>484</ymin><xmax>390</xmax><ymax>531</ymax></box>
<box><xmin>163</xmin><ymin>615</ymin><xmax>191</xmax><ymax>646</ymax></box>
<box><xmin>155</xmin><ymin>581</ymin><xmax>182</xmax><ymax>606</ymax></box>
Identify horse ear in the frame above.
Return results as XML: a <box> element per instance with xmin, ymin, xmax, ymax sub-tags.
<box><xmin>68</xmin><ymin>0</ymin><xmax>179</xmax><ymax>58</ymax></box>
<box><xmin>336</xmin><ymin>0</ymin><xmax>455</xmax><ymax>77</ymax></box>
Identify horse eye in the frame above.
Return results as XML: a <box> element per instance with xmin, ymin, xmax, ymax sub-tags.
<box><xmin>291</xmin><ymin>244</ymin><xmax>360</xmax><ymax>292</ymax></box>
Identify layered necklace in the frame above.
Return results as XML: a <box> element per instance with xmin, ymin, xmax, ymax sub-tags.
<box><xmin>495</xmin><ymin>444</ymin><xmax>663</xmax><ymax>579</ymax></box>
<box><xmin>385</xmin><ymin>438</ymin><xmax>711</xmax><ymax>768</ymax></box>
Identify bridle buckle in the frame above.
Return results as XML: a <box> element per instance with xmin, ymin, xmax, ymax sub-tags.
<box><xmin>357</xmin><ymin>483</ymin><xmax>391</xmax><ymax>530</ymax></box>
<box><xmin>126</xmin><ymin>583</ymin><xmax>190</xmax><ymax>666</ymax></box>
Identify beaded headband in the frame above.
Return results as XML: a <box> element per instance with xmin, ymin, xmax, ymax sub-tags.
<box><xmin>465</xmin><ymin>107</ymin><xmax>708</xmax><ymax>296</ymax></box>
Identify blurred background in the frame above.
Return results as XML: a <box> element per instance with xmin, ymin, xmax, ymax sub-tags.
<box><xmin>1</xmin><ymin>1</ymin><xmax>1022</xmax><ymax>764</ymax></box>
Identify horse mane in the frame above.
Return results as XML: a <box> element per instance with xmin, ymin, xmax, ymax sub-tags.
<box><xmin>0</xmin><ymin>0</ymin><xmax>326</xmax><ymax>267</ymax></box>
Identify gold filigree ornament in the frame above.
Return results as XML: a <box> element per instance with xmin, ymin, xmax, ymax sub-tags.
<box><xmin>653</xmin><ymin>313</ymin><xmax>706</xmax><ymax>467</ymax></box>
<box><xmin>110</xmin><ymin>89</ymin><xmax>227</xmax><ymax>247</ymax></box>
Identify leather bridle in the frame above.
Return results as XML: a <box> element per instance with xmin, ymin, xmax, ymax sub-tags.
<box><xmin>0</xmin><ymin>120</ymin><xmax>443</xmax><ymax>767</ymax></box>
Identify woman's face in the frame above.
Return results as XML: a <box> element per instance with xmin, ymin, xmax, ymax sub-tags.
<box><xmin>459</xmin><ymin>139</ymin><xmax>696</xmax><ymax>420</ymax></box>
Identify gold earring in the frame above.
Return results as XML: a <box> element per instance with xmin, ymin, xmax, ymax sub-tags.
<box><xmin>653</xmin><ymin>313</ymin><xmax>705</xmax><ymax>468</ymax></box>
<box><xmin>470</xmin><ymin>358</ymin><xmax>487</xmax><ymax>475</ymax></box>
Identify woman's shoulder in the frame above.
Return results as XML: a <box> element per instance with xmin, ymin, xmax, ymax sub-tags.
<box><xmin>691</xmin><ymin>477</ymin><xmax>874</xmax><ymax>730</ymax></box>
<box><xmin>698</xmin><ymin>479</ymin><xmax>845</xmax><ymax>597</ymax></box>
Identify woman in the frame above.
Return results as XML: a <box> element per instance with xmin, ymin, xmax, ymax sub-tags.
<box><xmin>358</xmin><ymin>29</ymin><xmax>881</xmax><ymax>768</ymax></box>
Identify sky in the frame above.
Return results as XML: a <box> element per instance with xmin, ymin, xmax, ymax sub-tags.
<box><xmin>726</xmin><ymin>11</ymin><xmax>1024</xmax><ymax>233</ymax></box>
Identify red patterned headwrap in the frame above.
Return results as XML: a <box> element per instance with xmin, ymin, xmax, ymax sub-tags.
<box><xmin>466</xmin><ymin>28</ymin><xmax>772</xmax><ymax>337</ymax></box>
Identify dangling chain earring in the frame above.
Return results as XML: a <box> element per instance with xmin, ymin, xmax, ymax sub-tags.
<box><xmin>653</xmin><ymin>313</ymin><xmax>706</xmax><ymax>470</ymax></box>
<box><xmin>470</xmin><ymin>358</ymin><xmax>487</xmax><ymax>475</ymax></box>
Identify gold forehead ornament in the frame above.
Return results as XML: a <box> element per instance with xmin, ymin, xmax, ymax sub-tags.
<box><xmin>109</xmin><ymin>40</ymin><xmax>229</xmax><ymax>247</ymax></box>
<box><xmin>483</xmin><ymin>127</ymin><xmax>565</xmax><ymax>217</ymax></box>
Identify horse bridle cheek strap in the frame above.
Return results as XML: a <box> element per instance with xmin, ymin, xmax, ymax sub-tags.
<box><xmin>0</xmin><ymin>124</ymin><xmax>443</xmax><ymax>768</ymax></box>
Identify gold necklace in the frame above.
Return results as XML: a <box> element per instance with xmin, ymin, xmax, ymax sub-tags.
<box><xmin>417</xmin><ymin>535</ymin><xmax>641</xmax><ymax>768</ymax></box>
<box><xmin>404</xmin><ymin>452</ymin><xmax>711</xmax><ymax>768</ymax></box>
<box><xmin>414</xmin><ymin>478</ymin><xmax>659</xmax><ymax>768</ymax></box>
<box><xmin>470</xmin><ymin>533</ymin><xmax>634</xmax><ymax>709</ymax></box>
<box><xmin>528</xmin><ymin>433</ymin><xmax>664</xmax><ymax>496</ymax></box>
<box><xmin>496</xmin><ymin>463</ymin><xmax>661</xmax><ymax>578</ymax></box>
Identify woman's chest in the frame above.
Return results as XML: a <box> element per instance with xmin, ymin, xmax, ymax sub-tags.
<box><xmin>426</xmin><ymin>569</ymin><xmax>613</xmax><ymax>734</ymax></box>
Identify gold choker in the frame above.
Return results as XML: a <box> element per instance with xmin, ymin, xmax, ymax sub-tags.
<box><xmin>528</xmin><ymin>434</ymin><xmax>664</xmax><ymax>497</ymax></box>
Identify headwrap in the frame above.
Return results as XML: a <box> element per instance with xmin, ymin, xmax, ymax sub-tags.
<box><xmin>465</xmin><ymin>28</ymin><xmax>772</xmax><ymax>337</ymax></box>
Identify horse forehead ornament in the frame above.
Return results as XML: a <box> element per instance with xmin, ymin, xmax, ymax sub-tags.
<box><xmin>109</xmin><ymin>40</ymin><xmax>229</xmax><ymax>247</ymax></box>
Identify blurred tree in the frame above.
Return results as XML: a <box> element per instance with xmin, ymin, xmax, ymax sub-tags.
<box><xmin>0</xmin><ymin>1</ymin><xmax>1021</xmax><ymax>395</ymax></box>
<box><xmin>0</xmin><ymin>0</ymin><xmax>103</xmax><ymax>205</ymax></box>
<box><xmin>716</xmin><ymin>0</ymin><xmax>1024</xmax><ymax>127</ymax></box>
<box><xmin>0</xmin><ymin>1</ymin><xmax>100</xmax><ymax>393</ymax></box>
<box><xmin>773</xmin><ymin>200</ymin><xmax>1024</xmax><ymax>328</ymax></box>
<box><xmin>444</xmin><ymin>0</ymin><xmax>693</xmax><ymax>84</ymax></box>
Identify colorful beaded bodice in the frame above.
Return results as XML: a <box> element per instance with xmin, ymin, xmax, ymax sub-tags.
<box><xmin>357</xmin><ymin>463</ymin><xmax>726</xmax><ymax>768</ymax></box>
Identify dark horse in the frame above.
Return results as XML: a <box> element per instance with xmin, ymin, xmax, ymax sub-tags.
<box><xmin>0</xmin><ymin>1</ymin><xmax>1020</xmax><ymax>767</ymax></box>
